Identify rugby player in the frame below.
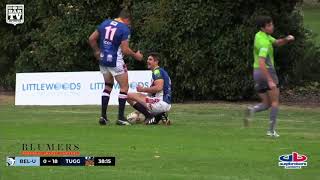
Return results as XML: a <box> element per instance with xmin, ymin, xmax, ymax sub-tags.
<box><xmin>89</xmin><ymin>10</ymin><xmax>143</xmax><ymax>125</ymax></box>
<box><xmin>127</xmin><ymin>53</ymin><xmax>172</xmax><ymax>125</ymax></box>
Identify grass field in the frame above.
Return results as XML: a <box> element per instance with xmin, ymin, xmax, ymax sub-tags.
<box><xmin>303</xmin><ymin>7</ymin><xmax>320</xmax><ymax>44</ymax></box>
<box><xmin>0</xmin><ymin>102</ymin><xmax>319</xmax><ymax>180</ymax></box>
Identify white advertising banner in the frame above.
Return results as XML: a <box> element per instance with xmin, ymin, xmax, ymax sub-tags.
<box><xmin>15</xmin><ymin>71</ymin><xmax>152</xmax><ymax>105</ymax></box>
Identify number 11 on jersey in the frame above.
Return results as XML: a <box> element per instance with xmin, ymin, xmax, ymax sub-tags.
<box><xmin>105</xmin><ymin>26</ymin><xmax>117</xmax><ymax>41</ymax></box>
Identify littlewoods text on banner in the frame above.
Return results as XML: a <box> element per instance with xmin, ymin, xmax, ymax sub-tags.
<box><xmin>15</xmin><ymin>71</ymin><xmax>152</xmax><ymax>105</ymax></box>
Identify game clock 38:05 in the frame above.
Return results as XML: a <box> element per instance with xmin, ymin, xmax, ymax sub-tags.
<box><xmin>94</xmin><ymin>157</ymin><xmax>115</xmax><ymax>166</ymax></box>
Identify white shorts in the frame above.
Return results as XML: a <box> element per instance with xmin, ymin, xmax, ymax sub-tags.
<box><xmin>99</xmin><ymin>60</ymin><xmax>127</xmax><ymax>76</ymax></box>
<box><xmin>145</xmin><ymin>97</ymin><xmax>171</xmax><ymax>115</ymax></box>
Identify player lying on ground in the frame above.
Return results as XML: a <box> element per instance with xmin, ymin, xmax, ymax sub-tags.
<box><xmin>88</xmin><ymin>9</ymin><xmax>143</xmax><ymax>126</ymax></box>
<box><xmin>244</xmin><ymin>16</ymin><xmax>295</xmax><ymax>137</ymax></box>
<box><xmin>127</xmin><ymin>53</ymin><xmax>172</xmax><ymax>125</ymax></box>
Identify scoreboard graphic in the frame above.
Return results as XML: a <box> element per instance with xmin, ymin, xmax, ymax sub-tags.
<box><xmin>6</xmin><ymin>156</ymin><xmax>115</xmax><ymax>167</ymax></box>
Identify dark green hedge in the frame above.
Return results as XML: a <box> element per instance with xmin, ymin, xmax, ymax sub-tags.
<box><xmin>0</xmin><ymin>0</ymin><xmax>319</xmax><ymax>101</ymax></box>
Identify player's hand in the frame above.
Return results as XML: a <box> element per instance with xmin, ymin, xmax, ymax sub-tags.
<box><xmin>285</xmin><ymin>35</ymin><xmax>295</xmax><ymax>42</ymax></box>
<box><xmin>134</xmin><ymin>50</ymin><xmax>143</xmax><ymax>61</ymax></box>
<box><xmin>268</xmin><ymin>80</ymin><xmax>276</xmax><ymax>90</ymax></box>
<box><xmin>136</xmin><ymin>85</ymin><xmax>144</xmax><ymax>92</ymax></box>
<box><xmin>94</xmin><ymin>50</ymin><xmax>101</xmax><ymax>61</ymax></box>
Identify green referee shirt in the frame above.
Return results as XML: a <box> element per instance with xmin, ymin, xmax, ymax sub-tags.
<box><xmin>253</xmin><ymin>31</ymin><xmax>276</xmax><ymax>69</ymax></box>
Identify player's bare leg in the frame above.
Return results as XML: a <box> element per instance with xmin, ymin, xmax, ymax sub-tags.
<box><xmin>127</xmin><ymin>93</ymin><xmax>148</xmax><ymax>108</ymax></box>
<box><xmin>244</xmin><ymin>93</ymin><xmax>270</xmax><ymax>127</ymax></box>
<box><xmin>266</xmin><ymin>87</ymin><xmax>280</xmax><ymax>137</ymax></box>
<box><xmin>114</xmin><ymin>72</ymin><xmax>130</xmax><ymax>125</ymax></box>
<box><xmin>99</xmin><ymin>72</ymin><xmax>114</xmax><ymax>125</ymax></box>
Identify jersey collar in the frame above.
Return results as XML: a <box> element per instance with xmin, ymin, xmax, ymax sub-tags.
<box><xmin>114</xmin><ymin>18</ymin><xmax>124</xmax><ymax>23</ymax></box>
<box><xmin>152</xmin><ymin>66</ymin><xmax>160</xmax><ymax>71</ymax></box>
<box><xmin>259</xmin><ymin>30</ymin><xmax>269</xmax><ymax>37</ymax></box>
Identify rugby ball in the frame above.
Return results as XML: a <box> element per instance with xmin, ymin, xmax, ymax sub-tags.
<box><xmin>127</xmin><ymin>111</ymin><xmax>145</xmax><ymax>124</ymax></box>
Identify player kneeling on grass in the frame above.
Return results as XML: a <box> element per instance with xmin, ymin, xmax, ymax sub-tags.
<box><xmin>127</xmin><ymin>53</ymin><xmax>172</xmax><ymax>125</ymax></box>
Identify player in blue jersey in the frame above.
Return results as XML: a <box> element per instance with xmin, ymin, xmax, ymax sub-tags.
<box><xmin>88</xmin><ymin>10</ymin><xmax>143</xmax><ymax>126</ymax></box>
<box><xmin>127</xmin><ymin>53</ymin><xmax>172</xmax><ymax>125</ymax></box>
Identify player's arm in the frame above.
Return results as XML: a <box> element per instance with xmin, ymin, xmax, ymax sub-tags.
<box><xmin>258</xmin><ymin>46</ymin><xmax>276</xmax><ymax>89</ymax></box>
<box><xmin>259</xmin><ymin>58</ymin><xmax>276</xmax><ymax>89</ymax></box>
<box><xmin>120</xmin><ymin>40</ymin><xmax>143</xmax><ymax>61</ymax></box>
<box><xmin>137</xmin><ymin>79</ymin><xmax>164</xmax><ymax>94</ymax></box>
<box><xmin>88</xmin><ymin>30</ymin><xmax>100</xmax><ymax>60</ymax></box>
<box><xmin>273</xmin><ymin>35</ymin><xmax>295</xmax><ymax>46</ymax></box>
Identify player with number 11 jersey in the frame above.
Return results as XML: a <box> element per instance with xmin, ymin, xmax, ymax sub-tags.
<box><xmin>89</xmin><ymin>10</ymin><xmax>143</xmax><ymax>126</ymax></box>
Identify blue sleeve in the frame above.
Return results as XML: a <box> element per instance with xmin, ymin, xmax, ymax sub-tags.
<box><xmin>97</xmin><ymin>20</ymin><xmax>108</xmax><ymax>33</ymax></box>
<box><xmin>97</xmin><ymin>23</ymin><xmax>103</xmax><ymax>33</ymax></box>
<box><xmin>121</xmin><ymin>27</ymin><xmax>130</xmax><ymax>41</ymax></box>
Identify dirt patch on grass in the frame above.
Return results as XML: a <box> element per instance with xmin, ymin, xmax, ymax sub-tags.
<box><xmin>280</xmin><ymin>90</ymin><xmax>320</xmax><ymax>108</ymax></box>
<box><xmin>0</xmin><ymin>92</ymin><xmax>15</xmax><ymax>105</ymax></box>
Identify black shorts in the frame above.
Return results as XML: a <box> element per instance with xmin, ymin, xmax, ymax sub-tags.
<box><xmin>253</xmin><ymin>68</ymin><xmax>279</xmax><ymax>93</ymax></box>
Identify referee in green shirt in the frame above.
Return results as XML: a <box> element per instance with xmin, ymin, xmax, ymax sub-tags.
<box><xmin>245</xmin><ymin>16</ymin><xmax>295</xmax><ymax>137</ymax></box>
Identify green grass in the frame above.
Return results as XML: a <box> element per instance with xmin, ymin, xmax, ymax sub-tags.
<box><xmin>303</xmin><ymin>7</ymin><xmax>320</xmax><ymax>44</ymax></box>
<box><xmin>0</xmin><ymin>103</ymin><xmax>319</xmax><ymax>180</ymax></box>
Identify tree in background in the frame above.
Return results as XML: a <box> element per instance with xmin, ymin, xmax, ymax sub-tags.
<box><xmin>0</xmin><ymin>0</ymin><xmax>319</xmax><ymax>101</ymax></box>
